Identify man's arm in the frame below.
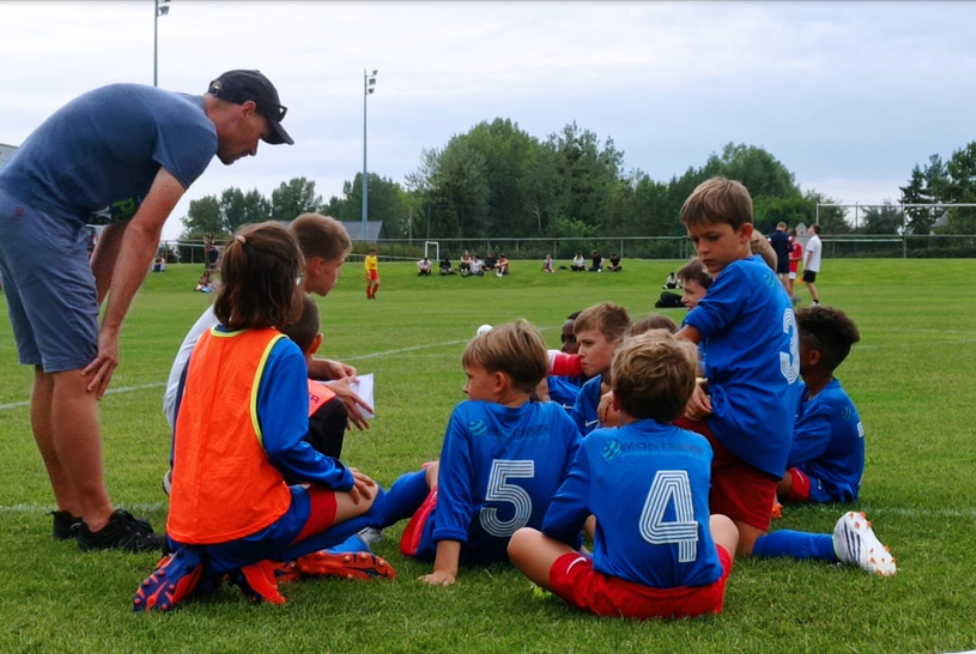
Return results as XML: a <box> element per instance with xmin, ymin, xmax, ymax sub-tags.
<box><xmin>89</xmin><ymin>222</ymin><xmax>128</xmax><ymax>306</ymax></box>
<box><xmin>83</xmin><ymin>167</ymin><xmax>185</xmax><ymax>398</ymax></box>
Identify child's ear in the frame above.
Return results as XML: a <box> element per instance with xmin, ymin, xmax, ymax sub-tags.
<box><xmin>309</xmin><ymin>333</ymin><xmax>323</xmax><ymax>357</ymax></box>
<box><xmin>611</xmin><ymin>392</ymin><xmax>621</xmax><ymax>412</ymax></box>
<box><xmin>738</xmin><ymin>223</ymin><xmax>754</xmax><ymax>242</ymax></box>
<box><xmin>807</xmin><ymin>348</ymin><xmax>822</xmax><ymax>367</ymax></box>
<box><xmin>492</xmin><ymin>371</ymin><xmax>509</xmax><ymax>393</ymax></box>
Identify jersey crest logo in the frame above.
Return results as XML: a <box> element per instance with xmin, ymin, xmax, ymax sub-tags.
<box><xmin>468</xmin><ymin>419</ymin><xmax>488</xmax><ymax>437</ymax></box>
<box><xmin>601</xmin><ymin>439</ymin><xmax>622</xmax><ymax>462</ymax></box>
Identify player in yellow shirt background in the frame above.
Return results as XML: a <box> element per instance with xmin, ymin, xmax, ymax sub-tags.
<box><xmin>365</xmin><ymin>248</ymin><xmax>380</xmax><ymax>300</ymax></box>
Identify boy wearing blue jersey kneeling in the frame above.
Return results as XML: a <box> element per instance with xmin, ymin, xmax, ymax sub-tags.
<box><xmin>400</xmin><ymin>320</ymin><xmax>582</xmax><ymax>587</ymax></box>
<box><xmin>509</xmin><ymin>331</ymin><xmax>739</xmax><ymax>620</ymax></box>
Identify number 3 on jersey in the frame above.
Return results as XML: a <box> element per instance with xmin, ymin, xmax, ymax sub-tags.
<box><xmin>481</xmin><ymin>459</ymin><xmax>534</xmax><ymax>537</ymax></box>
<box><xmin>780</xmin><ymin>308</ymin><xmax>800</xmax><ymax>384</ymax></box>
<box><xmin>639</xmin><ymin>470</ymin><xmax>698</xmax><ymax>562</ymax></box>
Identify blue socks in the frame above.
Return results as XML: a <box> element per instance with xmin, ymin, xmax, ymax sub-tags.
<box><xmin>753</xmin><ymin>530</ymin><xmax>838</xmax><ymax>562</ymax></box>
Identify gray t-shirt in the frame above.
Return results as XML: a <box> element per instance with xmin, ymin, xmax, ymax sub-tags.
<box><xmin>0</xmin><ymin>83</ymin><xmax>216</xmax><ymax>224</ymax></box>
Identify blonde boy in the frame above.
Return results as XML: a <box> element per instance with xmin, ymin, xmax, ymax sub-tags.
<box><xmin>509</xmin><ymin>331</ymin><xmax>739</xmax><ymax>619</ymax></box>
<box><xmin>399</xmin><ymin>320</ymin><xmax>582</xmax><ymax>586</ymax></box>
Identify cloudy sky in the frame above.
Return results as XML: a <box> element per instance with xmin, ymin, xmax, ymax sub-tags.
<box><xmin>2</xmin><ymin>1</ymin><xmax>975</xmax><ymax>240</ymax></box>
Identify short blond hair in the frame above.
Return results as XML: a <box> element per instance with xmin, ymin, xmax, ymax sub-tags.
<box><xmin>290</xmin><ymin>213</ymin><xmax>352</xmax><ymax>262</ymax></box>
<box><xmin>574</xmin><ymin>302</ymin><xmax>631</xmax><ymax>343</ymax></box>
<box><xmin>680</xmin><ymin>177</ymin><xmax>753</xmax><ymax>231</ymax></box>
<box><xmin>630</xmin><ymin>313</ymin><xmax>678</xmax><ymax>336</ymax></box>
<box><xmin>611</xmin><ymin>331</ymin><xmax>698</xmax><ymax>423</ymax></box>
<box><xmin>462</xmin><ymin>320</ymin><xmax>548</xmax><ymax>393</ymax></box>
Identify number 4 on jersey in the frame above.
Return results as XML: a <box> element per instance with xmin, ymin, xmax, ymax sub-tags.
<box><xmin>639</xmin><ymin>470</ymin><xmax>699</xmax><ymax>562</ymax></box>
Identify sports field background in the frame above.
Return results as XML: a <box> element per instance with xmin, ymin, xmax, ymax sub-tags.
<box><xmin>0</xmin><ymin>258</ymin><xmax>974</xmax><ymax>654</ymax></box>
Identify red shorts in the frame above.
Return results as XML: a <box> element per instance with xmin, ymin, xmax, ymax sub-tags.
<box><xmin>784</xmin><ymin>467</ymin><xmax>812</xmax><ymax>503</ymax></box>
<box><xmin>674</xmin><ymin>417</ymin><xmax>779</xmax><ymax>532</ymax></box>
<box><xmin>367</xmin><ymin>270</ymin><xmax>379</xmax><ymax>282</ymax></box>
<box><xmin>549</xmin><ymin>546</ymin><xmax>733</xmax><ymax>620</ymax></box>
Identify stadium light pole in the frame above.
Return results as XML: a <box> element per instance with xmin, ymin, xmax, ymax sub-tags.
<box><xmin>154</xmin><ymin>0</ymin><xmax>171</xmax><ymax>87</ymax></box>
<box><xmin>362</xmin><ymin>69</ymin><xmax>377</xmax><ymax>241</ymax></box>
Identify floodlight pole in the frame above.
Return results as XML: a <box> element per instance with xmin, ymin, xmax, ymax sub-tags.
<box><xmin>154</xmin><ymin>0</ymin><xmax>170</xmax><ymax>87</ymax></box>
<box><xmin>362</xmin><ymin>69</ymin><xmax>378</xmax><ymax>241</ymax></box>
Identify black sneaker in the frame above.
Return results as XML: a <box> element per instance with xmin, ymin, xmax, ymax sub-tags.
<box><xmin>75</xmin><ymin>509</ymin><xmax>165</xmax><ymax>553</ymax></box>
<box><xmin>50</xmin><ymin>510</ymin><xmax>82</xmax><ymax>540</ymax></box>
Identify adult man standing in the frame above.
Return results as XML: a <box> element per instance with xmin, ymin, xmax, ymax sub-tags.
<box><xmin>768</xmin><ymin>221</ymin><xmax>791</xmax><ymax>292</ymax></box>
<box><xmin>803</xmin><ymin>224</ymin><xmax>823</xmax><ymax>306</ymax></box>
<box><xmin>0</xmin><ymin>70</ymin><xmax>293</xmax><ymax>551</ymax></box>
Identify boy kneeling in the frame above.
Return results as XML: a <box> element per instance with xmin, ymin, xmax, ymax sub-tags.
<box><xmin>509</xmin><ymin>331</ymin><xmax>738</xmax><ymax>620</ymax></box>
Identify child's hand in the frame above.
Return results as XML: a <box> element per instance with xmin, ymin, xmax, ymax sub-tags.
<box><xmin>597</xmin><ymin>391</ymin><xmax>621</xmax><ymax>427</ymax></box>
<box><xmin>419</xmin><ymin>570</ymin><xmax>456</xmax><ymax>587</ymax></box>
<box><xmin>683</xmin><ymin>384</ymin><xmax>712</xmax><ymax>421</ymax></box>
<box><xmin>349</xmin><ymin>468</ymin><xmax>377</xmax><ymax>504</ymax></box>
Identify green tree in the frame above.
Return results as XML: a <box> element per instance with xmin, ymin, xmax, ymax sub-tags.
<box><xmin>860</xmin><ymin>200</ymin><xmax>905</xmax><ymax>235</ymax></box>
<box><xmin>271</xmin><ymin>177</ymin><xmax>322</xmax><ymax>223</ymax></box>
<box><xmin>221</xmin><ymin>187</ymin><xmax>271</xmax><ymax>233</ymax></box>
<box><xmin>338</xmin><ymin>172</ymin><xmax>413</xmax><ymax>239</ymax></box>
<box><xmin>180</xmin><ymin>195</ymin><xmax>223</xmax><ymax>239</ymax></box>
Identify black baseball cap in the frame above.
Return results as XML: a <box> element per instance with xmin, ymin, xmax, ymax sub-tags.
<box><xmin>207</xmin><ymin>70</ymin><xmax>293</xmax><ymax>145</ymax></box>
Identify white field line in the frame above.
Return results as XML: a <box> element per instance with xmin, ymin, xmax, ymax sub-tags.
<box><xmin>0</xmin><ymin>382</ymin><xmax>166</xmax><ymax>411</ymax></box>
<box><xmin>0</xmin><ymin>330</ymin><xmax>554</xmax><ymax>412</ymax></box>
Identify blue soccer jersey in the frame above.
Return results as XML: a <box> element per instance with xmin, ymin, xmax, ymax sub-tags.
<box><xmin>570</xmin><ymin>375</ymin><xmax>604</xmax><ymax>436</ymax></box>
<box><xmin>542</xmin><ymin>420</ymin><xmax>723</xmax><ymax>589</ymax></box>
<box><xmin>787</xmin><ymin>379</ymin><xmax>865</xmax><ymax>503</ymax></box>
<box><xmin>548</xmin><ymin>375</ymin><xmax>583</xmax><ymax>412</ymax></box>
<box><xmin>431</xmin><ymin>400</ymin><xmax>582</xmax><ymax>562</ymax></box>
<box><xmin>684</xmin><ymin>255</ymin><xmax>801</xmax><ymax>477</ymax></box>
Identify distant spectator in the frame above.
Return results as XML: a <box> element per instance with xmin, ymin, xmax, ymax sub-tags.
<box><xmin>470</xmin><ymin>254</ymin><xmax>485</xmax><ymax>276</ymax></box>
<box><xmin>195</xmin><ymin>272</ymin><xmax>213</xmax><ymax>294</ymax></box>
<box><xmin>439</xmin><ymin>256</ymin><xmax>456</xmax><ymax>275</ymax></box>
<box><xmin>204</xmin><ymin>232</ymin><xmax>219</xmax><ymax>272</ymax></box>
<box><xmin>768</xmin><ymin>222</ymin><xmax>791</xmax><ymax>292</ymax></box>
<box><xmin>664</xmin><ymin>272</ymin><xmax>680</xmax><ymax>289</ymax></box>
<box><xmin>571</xmin><ymin>251</ymin><xmax>586</xmax><ymax>272</ymax></box>
<box><xmin>803</xmin><ymin>224</ymin><xmax>823</xmax><ymax>306</ymax></box>
<box><xmin>459</xmin><ymin>250</ymin><xmax>472</xmax><ymax>275</ymax></box>
<box><xmin>589</xmin><ymin>250</ymin><xmax>603</xmax><ymax>272</ymax></box>
<box><xmin>788</xmin><ymin>229</ymin><xmax>802</xmax><ymax>301</ymax></box>
<box><xmin>541</xmin><ymin>254</ymin><xmax>555</xmax><ymax>273</ymax></box>
<box><xmin>607</xmin><ymin>253</ymin><xmax>622</xmax><ymax>272</ymax></box>
<box><xmin>496</xmin><ymin>253</ymin><xmax>510</xmax><ymax>277</ymax></box>
<box><xmin>152</xmin><ymin>256</ymin><xmax>166</xmax><ymax>273</ymax></box>
<box><xmin>484</xmin><ymin>251</ymin><xmax>498</xmax><ymax>271</ymax></box>
<box><xmin>417</xmin><ymin>257</ymin><xmax>432</xmax><ymax>276</ymax></box>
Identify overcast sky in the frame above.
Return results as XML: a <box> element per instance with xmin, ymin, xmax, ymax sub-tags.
<box><xmin>2</xmin><ymin>1</ymin><xmax>975</xmax><ymax>240</ymax></box>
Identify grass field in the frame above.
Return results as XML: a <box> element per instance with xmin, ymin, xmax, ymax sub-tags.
<box><xmin>1</xmin><ymin>257</ymin><xmax>974</xmax><ymax>654</ymax></box>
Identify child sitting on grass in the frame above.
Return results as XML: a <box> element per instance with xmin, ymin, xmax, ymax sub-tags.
<box><xmin>509</xmin><ymin>331</ymin><xmax>739</xmax><ymax>620</ymax></box>
<box><xmin>399</xmin><ymin>320</ymin><xmax>582</xmax><ymax>587</ymax></box>
<box><xmin>135</xmin><ymin>222</ymin><xmax>394</xmax><ymax>612</ymax></box>
<box><xmin>570</xmin><ymin>302</ymin><xmax>631</xmax><ymax>436</ymax></box>
<box><xmin>777</xmin><ymin>306</ymin><xmax>866</xmax><ymax>505</ymax></box>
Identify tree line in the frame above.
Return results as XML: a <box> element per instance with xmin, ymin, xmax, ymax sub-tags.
<box><xmin>180</xmin><ymin>117</ymin><xmax>976</xmax><ymax>241</ymax></box>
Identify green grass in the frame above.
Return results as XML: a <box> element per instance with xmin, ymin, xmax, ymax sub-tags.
<box><xmin>1</xmin><ymin>258</ymin><xmax>975</xmax><ymax>654</ymax></box>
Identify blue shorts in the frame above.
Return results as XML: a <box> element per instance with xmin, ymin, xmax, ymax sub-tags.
<box><xmin>169</xmin><ymin>485</ymin><xmax>338</xmax><ymax>575</ymax></box>
<box><xmin>0</xmin><ymin>188</ymin><xmax>99</xmax><ymax>372</ymax></box>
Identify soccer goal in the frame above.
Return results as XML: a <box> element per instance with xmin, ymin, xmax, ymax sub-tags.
<box><xmin>424</xmin><ymin>241</ymin><xmax>440</xmax><ymax>261</ymax></box>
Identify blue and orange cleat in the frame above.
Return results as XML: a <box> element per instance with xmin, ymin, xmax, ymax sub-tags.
<box><xmin>133</xmin><ymin>546</ymin><xmax>204</xmax><ymax>612</ymax></box>
<box><xmin>293</xmin><ymin>550</ymin><xmax>396</xmax><ymax>581</ymax></box>
<box><xmin>231</xmin><ymin>559</ymin><xmax>289</xmax><ymax>605</ymax></box>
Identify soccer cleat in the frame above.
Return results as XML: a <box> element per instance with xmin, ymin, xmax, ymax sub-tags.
<box><xmin>161</xmin><ymin>469</ymin><xmax>173</xmax><ymax>496</ymax></box>
<box><xmin>833</xmin><ymin>511</ymin><xmax>897</xmax><ymax>576</ymax></box>
<box><xmin>293</xmin><ymin>550</ymin><xmax>396</xmax><ymax>581</ymax></box>
<box><xmin>231</xmin><ymin>560</ymin><xmax>288</xmax><ymax>605</ymax></box>
<box><xmin>75</xmin><ymin>510</ymin><xmax>165</xmax><ymax>553</ymax></box>
<box><xmin>133</xmin><ymin>547</ymin><xmax>204</xmax><ymax>612</ymax></box>
<box><xmin>358</xmin><ymin>527</ymin><xmax>383</xmax><ymax>549</ymax></box>
<box><xmin>50</xmin><ymin>510</ymin><xmax>82</xmax><ymax>540</ymax></box>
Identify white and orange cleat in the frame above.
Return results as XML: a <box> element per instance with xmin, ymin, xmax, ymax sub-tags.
<box><xmin>832</xmin><ymin>511</ymin><xmax>897</xmax><ymax>576</ymax></box>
